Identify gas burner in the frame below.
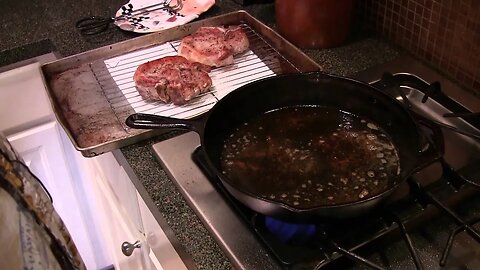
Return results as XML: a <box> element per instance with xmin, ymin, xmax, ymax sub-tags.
<box><xmin>264</xmin><ymin>216</ymin><xmax>317</xmax><ymax>245</ymax></box>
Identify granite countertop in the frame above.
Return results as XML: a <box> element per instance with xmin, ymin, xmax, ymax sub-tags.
<box><xmin>0</xmin><ymin>1</ymin><xmax>401</xmax><ymax>269</ymax></box>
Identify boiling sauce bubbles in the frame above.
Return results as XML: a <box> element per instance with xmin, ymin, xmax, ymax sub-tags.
<box><xmin>220</xmin><ymin>106</ymin><xmax>401</xmax><ymax>209</ymax></box>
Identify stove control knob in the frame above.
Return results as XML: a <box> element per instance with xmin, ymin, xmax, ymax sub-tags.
<box><xmin>121</xmin><ymin>240</ymin><xmax>141</xmax><ymax>256</ymax></box>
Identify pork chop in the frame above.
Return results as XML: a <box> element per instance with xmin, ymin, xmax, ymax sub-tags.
<box><xmin>133</xmin><ymin>56</ymin><xmax>212</xmax><ymax>105</ymax></box>
<box><xmin>178</xmin><ymin>26</ymin><xmax>250</xmax><ymax>67</ymax></box>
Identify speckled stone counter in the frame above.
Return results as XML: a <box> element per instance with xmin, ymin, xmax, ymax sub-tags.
<box><xmin>0</xmin><ymin>1</ymin><xmax>271</xmax><ymax>66</ymax></box>
<box><xmin>0</xmin><ymin>1</ymin><xmax>401</xmax><ymax>269</ymax></box>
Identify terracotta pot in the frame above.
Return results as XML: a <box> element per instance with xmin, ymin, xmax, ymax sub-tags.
<box><xmin>275</xmin><ymin>0</ymin><xmax>355</xmax><ymax>49</ymax></box>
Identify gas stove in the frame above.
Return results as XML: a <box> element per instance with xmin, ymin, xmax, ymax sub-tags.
<box><xmin>152</xmin><ymin>55</ymin><xmax>480</xmax><ymax>270</ymax></box>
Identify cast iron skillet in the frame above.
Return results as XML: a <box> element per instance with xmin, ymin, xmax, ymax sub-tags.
<box><xmin>126</xmin><ymin>72</ymin><xmax>442</xmax><ymax>220</ymax></box>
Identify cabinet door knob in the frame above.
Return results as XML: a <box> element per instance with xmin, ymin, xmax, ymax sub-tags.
<box><xmin>121</xmin><ymin>240</ymin><xmax>141</xmax><ymax>256</ymax></box>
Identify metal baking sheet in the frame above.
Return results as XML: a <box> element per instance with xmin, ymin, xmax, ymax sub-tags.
<box><xmin>41</xmin><ymin>11</ymin><xmax>321</xmax><ymax>157</ymax></box>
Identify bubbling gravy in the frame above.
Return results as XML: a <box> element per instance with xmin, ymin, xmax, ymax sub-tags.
<box><xmin>220</xmin><ymin>106</ymin><xmax>401</xmax><ymax>208</ymax></box>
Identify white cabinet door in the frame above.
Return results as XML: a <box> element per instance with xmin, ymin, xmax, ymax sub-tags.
<box><xmin>92</xmin><ymin>151</ymin><xmax>189</xmax><ymax>270</ymax></box>
<box><xmin>6</xmin><ymin>121</ymin><xmax>97</xmax><ymax>268</ymax></box>
<box><xmin>137</xmin><ymin>191</ymin><xmax>188</xmax><ymax>270</ymax></box>
<box><xmin>8</xmin><ymin>122</ymin><xmax>157</xmax><ymax>270</ymax></box>
<box><xmin>87</xmin><ymin>157</ymin><xmax>150</xmax><ymax>270</ymax></box>
<box><xmin>90</xmin><ymin>151</ymin><xmax>183</xmax><ymax>270</ymax></box>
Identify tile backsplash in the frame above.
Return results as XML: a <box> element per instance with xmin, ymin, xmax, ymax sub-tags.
<box><xmin>357</xmin><ymin>0</ymin><xmax>480</xmax><ymax>97</ymax></box>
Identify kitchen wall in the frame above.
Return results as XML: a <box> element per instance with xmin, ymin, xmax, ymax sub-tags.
<box><xmin>357</xmin><ymin>0</ymin><xmax>480</xmax><ymax>97</ymax></box>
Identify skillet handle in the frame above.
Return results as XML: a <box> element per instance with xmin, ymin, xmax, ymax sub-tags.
<box><xmin>410</xmin><ymin>115</ymin><xmax>444</xmax><ymax>173</ymax></box>
<box><xmin>125</xmin><ymin>113</ymin><xmax>203</xmax><ymax>133</ymax></box>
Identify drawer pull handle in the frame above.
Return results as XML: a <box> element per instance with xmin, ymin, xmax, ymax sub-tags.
<box><xmin>121</xmin><ymin>240</ymin><xmax>141</xmax><ymax>256</ymax></box>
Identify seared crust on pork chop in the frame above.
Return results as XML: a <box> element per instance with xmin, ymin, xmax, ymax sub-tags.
<box><xmin>178</xmin><ymin>26</ymin><xmax>249</xmax><ymax>67</ymax></box>
<box><xmin>133</xmin><ymin>56</ymin><xmax>212</xmax><ymax>105</ymax></box>
<box><xmin>225</xmin><ymin>26</ymin><xmax>250</xmax><ymax>54</ymax></box>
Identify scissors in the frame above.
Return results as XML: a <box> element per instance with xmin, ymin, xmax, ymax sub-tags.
<box><xmin>76</xmin><ymin>0</ymin><xmax>184</xmax><ymax>35</ymax></box>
